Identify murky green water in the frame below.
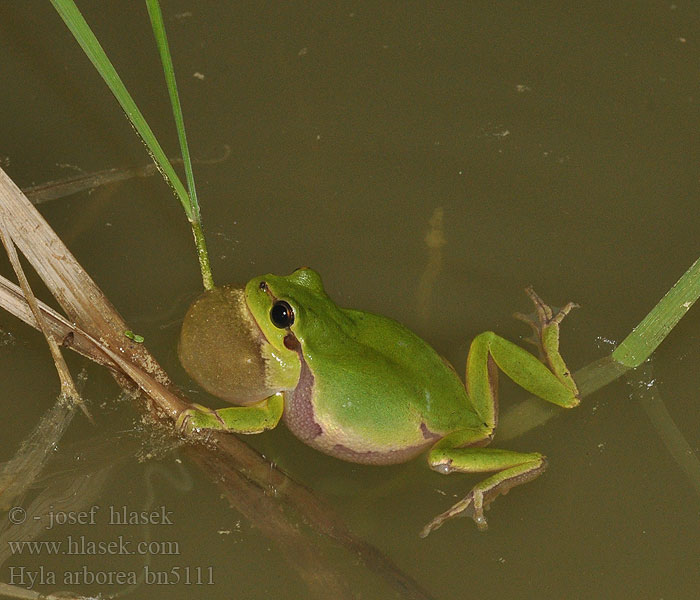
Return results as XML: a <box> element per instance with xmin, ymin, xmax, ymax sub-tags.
<box><xmin>1</xmin><ymin>2</ymin><xmax>699</xmax><ymax>598</ymax></box>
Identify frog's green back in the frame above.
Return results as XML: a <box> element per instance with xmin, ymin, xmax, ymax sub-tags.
<box><xmin>304</xmin><ymin>306</ymin><xmax>481</xmax><ymax>448</ymax></box>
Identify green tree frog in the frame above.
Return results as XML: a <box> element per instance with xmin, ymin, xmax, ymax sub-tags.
<box><xmin>177</xmin><ymin>268</ymin><xmax>579</xmax><ymax>535</ymax></box>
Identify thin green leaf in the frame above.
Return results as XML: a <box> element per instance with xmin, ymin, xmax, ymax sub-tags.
<box><xmin>50</xmin><ymin>0</ymin><xmax>193</xmax><ymax>221</ymax></box>
<box><xmin>500</xmin><ymin>257</ymin><xmax>700</xmax><ymax>441</ymax></box>
<box><xmin>145</xmin><ymin>0</ymin><xmax>214</xmax><ymax>289</ymax></box>
<box><xmin>146</xmin><ymin>0</ymin><xmax>198</xmax><ymax>218</ymax></box>
<box><xmin>51</xmin><ymin>0</ymin><xmax>215</xmax><ymax>290</ymax></box>
<box><xmin>613</xmin><ymin>257</ymin><xmax>700</xmax><ymax>367</ymax></box>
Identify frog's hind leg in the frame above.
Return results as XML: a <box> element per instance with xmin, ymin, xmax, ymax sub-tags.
<box><xmin>425</xmin><ymin>433</ymin><xmax>547</xmax><ymax>536</ymax></box>
<box><xmin>465</xmin><ymin>329</ymin><xmax>579</xmax><ymax>432</ymax></box>
<box><xmin>465</xmin><ymin>288</ymin><xmax>581</xmax><ymax>427</ymax></box>
<box><xmin>420</xmin><ymin>427</ymin><xmax>547</xmax><ymax>537</ymax></box>
<box><xmin>423</xmin><ymin>289</ymin><xmax>581</xmax><ymax>536</ymax></box>
<box><xmin>514</xmin><ymin>286</ymin><xmax>580</xmax><ymax>400</ymax></box>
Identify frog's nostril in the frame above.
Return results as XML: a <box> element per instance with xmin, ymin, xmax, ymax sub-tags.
<box><xmin>259</xmin><ymin>281</ymin><xmax>267</xmax><ymax>291</ymax></box>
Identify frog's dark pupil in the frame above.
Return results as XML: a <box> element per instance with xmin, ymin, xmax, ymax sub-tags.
<box><xmin>270</xmin><ymin>301</ymin><xmax>294</xmax><ymax>328</ymax></box>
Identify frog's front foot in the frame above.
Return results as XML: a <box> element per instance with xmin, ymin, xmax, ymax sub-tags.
<box><xmin>420</xmin><ymin>490</ymin><xmax>488</xmax><ymax>538</ymax></box>
<box><xmin>176</xmin><ymin>403</ymin><xmax>226</xmax><ymax>434</ymax></box>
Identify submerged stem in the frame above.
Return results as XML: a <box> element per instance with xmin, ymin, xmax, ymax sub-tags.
<box><xmin>192</xmin><ymin>220</ymin><xmax>215</xmax><ymax>290</ymax></box>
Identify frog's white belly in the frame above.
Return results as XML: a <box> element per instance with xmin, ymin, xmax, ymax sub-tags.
<box><xmin>282</xmin><ymin>358</ymin><xmax>438</xmax><ymax>465</ymax></box>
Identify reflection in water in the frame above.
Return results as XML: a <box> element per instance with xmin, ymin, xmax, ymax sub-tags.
<box><xmin>0</xmin><ymin>425</ymin><xmax>122</xmax><ymax>569</ymax></box>
<box><xmin>417</xmin><ymin>207</ymin><xmax>446</xmax><ymax>326</ymax></box>
<box><xmin>0</xmin><ymin>420</ymin><xmax>194</xmax><ymax>599</ymax></box>
<box><xmin>0</xmin><ymin>398</ymin><xmax>77</xmax><ymax>514</ymax></box>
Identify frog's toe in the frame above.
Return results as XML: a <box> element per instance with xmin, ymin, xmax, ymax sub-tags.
<box><xmin>513</xmin><ymin>287</ymin><xmax>579</xmax><ymax>368</ymax></box>
<box><xmin>516</xmin><ymin>287</ymin><xmax>579</xmax><ymax>331</ymax></box>
<box><xmin>177</xmin><ymin>404</ymin><xmax>225</xmax><ymax>434</ymax></box>
<box><xmin>420</xmin><ymin>490</ymin><xmax>486</xmax><ymax>537</ymax></box>
<box><xmin>175</xmin><ymin>409</ymin><xmax>194</xmax><ymax>433</ymax></box>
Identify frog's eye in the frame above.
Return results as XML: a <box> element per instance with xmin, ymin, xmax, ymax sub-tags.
<box><xmin>270</xmin><ymin>301</ymin><xmax>295</xmax><ymax>328</ymax></box>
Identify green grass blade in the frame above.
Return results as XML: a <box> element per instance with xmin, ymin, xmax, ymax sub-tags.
<box><xmin>50</xmin><ymin>0</ymin><xmax>192</xmax><ymax>220</ymax></box>
<box><xmin>500</xmin><ymin>257</ymin><xmax>700</xmax><ymax>441</ymax></box>
<box><xmin>51</xmin><ymin>0</ymin><xmax>215</xmax><ymax>290</ymax></box>
<box><xmin>613</xmin><ymin>257</ymin><xmax>700</xmax><ymax>367</ymax></box>
<box><xmin>145</xmin><ymin>0</ymin><xmax>213</xmax><ymax>290</ymax></box>
<box><xmin>146</xmin><ymin>0</ymin><xmax>198</xmax><ymax>218</ymax></box>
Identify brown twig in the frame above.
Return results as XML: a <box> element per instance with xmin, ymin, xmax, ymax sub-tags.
<box><xmin>0</xmin><ymin>211</ymin><xmax>89</xmax><ymax>420</ymax></box>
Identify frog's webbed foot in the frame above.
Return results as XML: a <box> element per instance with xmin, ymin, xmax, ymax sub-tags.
<box><xmin>514</xmin><ymin>287</ymin><xmax>578</xmax><ymax>357</ymax></box>
<box><xmin>512</xmin><ymin>287</ymin><xmax>580</xmax><ymax>403</ymax></box>
<box><xmin>423</xmin><ymin>444</ymin><xmax>549</xmax><ymax>537</ymax></box>
<box><xmin>421</xmin><ymin>456</ymin><xmax>548</xmax><ymax>537</ymax></box>
<box><xmin>420</xmin><ymin>489</ymin><xmax>486</xmax><ymax>537</ymax></box>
